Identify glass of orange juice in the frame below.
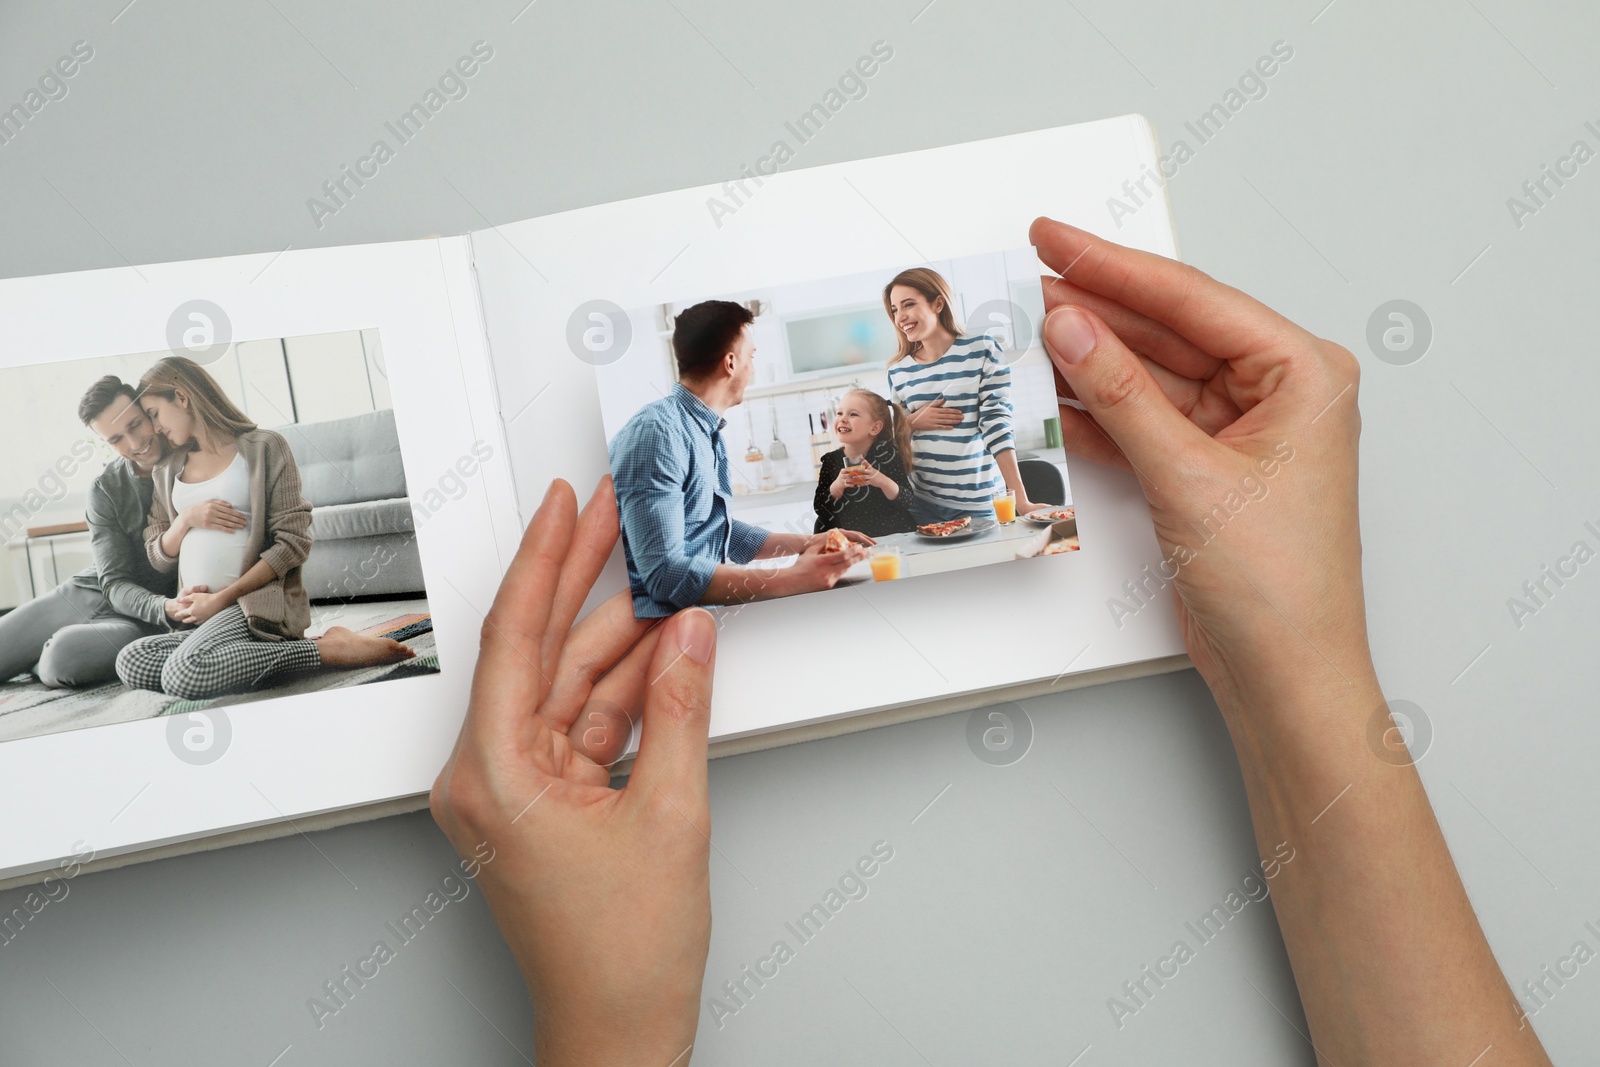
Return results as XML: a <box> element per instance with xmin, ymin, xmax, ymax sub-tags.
<box><xmin>869</xmin><ymin>544</ymin><xmax>902</xmax><ymax>582</ymax></box>
<box><xmin>992</xmin><ymin>489</ymin><xmax>1016</xmax><ymax>525</ymax></box>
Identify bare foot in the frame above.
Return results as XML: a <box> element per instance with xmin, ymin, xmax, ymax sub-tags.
<box><xmin>314</xmin><ymin>626</ymin><xmax>416</xmax><ymax>668</ymax></box>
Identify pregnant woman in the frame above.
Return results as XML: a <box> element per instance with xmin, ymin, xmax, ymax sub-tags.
<box><xmin>883</xmin><ymin>267</ymin><xmax>1042</xmax><ymax>524</ymax></box>
<box><xmin>115</xmin><ymin>356</ymin><xmax>411</xmax><ymax>700</ymax></box>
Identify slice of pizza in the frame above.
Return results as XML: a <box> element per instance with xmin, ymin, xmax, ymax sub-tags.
<box><xmin>818</xmin><ymin>528</ymin><xmax>852</xmax><ymax>553</ymax></box>
<box><xmin>917</xmin><ymin>516</ymin><xmax>972</xmax><ymax>537</ymax></box>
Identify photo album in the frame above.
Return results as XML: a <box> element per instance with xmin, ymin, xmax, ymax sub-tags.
<box><xmin>0</xmin><ymin>114</ymin><xmax>1188</xmax><ymax>884</ymax></box>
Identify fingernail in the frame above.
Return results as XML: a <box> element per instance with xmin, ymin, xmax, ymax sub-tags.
<box><xmin>677</xmin><ymin>608</ymin><xmax>716</xmax><ymax>665</ymax></box>
<box><xmin>1045</xmin><ymin>307</ymin><xmax>1096</xmax><ymax>366</ymax></box>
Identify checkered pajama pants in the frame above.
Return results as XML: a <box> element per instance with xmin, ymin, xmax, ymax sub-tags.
<box><xmin>116</xmin><ymin>604</ymin><xmax>321</xmax><ymax>701</ymax></box>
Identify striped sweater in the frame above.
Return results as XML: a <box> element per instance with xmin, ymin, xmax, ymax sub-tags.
<box><xmin>885</xmin><ymin>334</ymin><xmax>1016</xmax><ymax>514</ymax></box>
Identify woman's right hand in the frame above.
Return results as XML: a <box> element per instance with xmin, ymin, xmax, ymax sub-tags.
<box><xmin>181</xmin><ymin>499</ymin><xmax>248</xmax><ymax>533</ymax></box>
<box><xmin>908</xmin><ymin>397</ymin><xmax>964</xmax><ymax>431</ymax></box>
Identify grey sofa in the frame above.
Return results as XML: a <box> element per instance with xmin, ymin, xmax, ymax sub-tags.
<box><xmin>274</xmin><ymin>409</ymin><xmax>424</xmax><ymax>601</ymax></box>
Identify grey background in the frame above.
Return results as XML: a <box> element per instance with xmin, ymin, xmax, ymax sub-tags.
<box><xmin>3</xmin><ymin>0</ymin><xmax>1597</xmax><ymax>1062</ymax></box>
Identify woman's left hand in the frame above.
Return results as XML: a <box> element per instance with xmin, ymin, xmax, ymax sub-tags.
<box><xmin>1015</xmin><ymin>497</ymin><xmax>1048</xmax><ymax>516</ymax></box>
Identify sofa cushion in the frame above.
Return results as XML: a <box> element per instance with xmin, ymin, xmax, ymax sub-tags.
<box><xmin>276</xmin><ymin>409</ymin><xmax>408</xmax><ymax>508</ymax></box>
<box><xmin>310</xmin><ymin>497</ymin><xmax>415</xmax><ymax>541</ymax></box>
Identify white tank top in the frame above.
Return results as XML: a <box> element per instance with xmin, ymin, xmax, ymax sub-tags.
<box><xmin>171</xmin><ymin>451</ymin><xmax>252</xmax><ymax>593</ymax></box>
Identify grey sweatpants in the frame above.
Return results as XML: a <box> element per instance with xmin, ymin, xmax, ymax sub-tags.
<box><xmin>0</xmin><ymin>580</ymin><xmax>164</xmax><ymax>688</ymax></box>
<box><xmin>116</xmin><ymin>604</ymin><xmax>321</xmax><ymax>700</ymax></box>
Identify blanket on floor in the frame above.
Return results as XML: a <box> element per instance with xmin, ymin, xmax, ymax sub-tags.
<box><xmin>0</xmin><ymin>630</ymin><xmax>437</xmax><ymax>743</ymax></box>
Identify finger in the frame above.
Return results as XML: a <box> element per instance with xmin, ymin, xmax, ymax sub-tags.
<box><xmin>1030</xmin><ymin>217</ymin><xmax>1298</xmax><ymax>362</ymax></box>
<box><xmin>1141</xmin><ymin>356</ymin><xmax>1246</xmax><ymax>436</ymax></box>
<box><xmin>542</xmin><ymin>592</ymin><xmax>656</xmax><ymax>731</ymax></box>
<box><xmin>542</xmin><ymin>475</ymin><xmax>622</xmax><ymax>679</ymax></box>
<box><xmin>466</xmin><ymin>481</ymin><xmax>577</xmax><ymax>737</ymax></box>
<box><xmin>1044</xmin><ymin>306</ymin><xmax>1214</xmax><ymax>488</ymax></box>
<box><xmin>1043</xmin><ymin>273</ymin><xmax>1220</xmax><ymax>382</ymax></box>
<box><xmin>566</xmin><ymin>624</ymin><xmax>664</xmax><ymax>767</ymax></box>
<box><xmin>626</xmin><ymin>608</ymin><xmax>715</xmax><ymax>816</ymax></box>
<box><xmin>1058</xmin><ymin>403</ymin><xmax>1133</xmax><ymax>472</ymax></box>
<box><xmin>1056</xmin><ymin>340</ymin><xmax>1242</xmax><ymax>438</ymax></box>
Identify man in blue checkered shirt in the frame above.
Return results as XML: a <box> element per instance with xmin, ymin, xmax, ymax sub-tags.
<box><xmin>609</xmin><ymin>300</ymin><xmax>874</xmax><ymax>618</ymax></box>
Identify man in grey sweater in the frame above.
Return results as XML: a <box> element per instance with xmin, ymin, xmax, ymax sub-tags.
<box><xmin>0</xmin><ymin>377</ymin><xmax>180</xmax><ymax>688</ymax></box>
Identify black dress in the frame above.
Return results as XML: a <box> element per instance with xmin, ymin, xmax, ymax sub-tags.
<box><xmin>813</xmin><ymin>438</ymin><xmax>918</xmax><ymax>537</ymax></box>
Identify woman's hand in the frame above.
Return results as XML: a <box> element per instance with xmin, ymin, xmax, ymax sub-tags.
<box><xmin>176</xmin><ymin>588</ymin><xmax>227</xmax><ymax>625</ymax></box>
<box><xmin>162</xmin><ymin>587</ymin><xmax>205</xmax><ymax>623</ymax></box>
<box><xmin>181</xmin><ymin>499</ymin><xmax>248</xmax><ymax>533</ymax></box>
<box><xmin>1033</xmin><ymin>216</ymin><xmax>1552</xmax><ymax>1066</ymax></box>
<box><xmin>907</xmin><ymin>397</ymin><xmax>963</xmax><ymax>431</ymax></box>
<box><xmin>431</xmin><ymin>477</ymin><xmax>715</xmax><ymax>1067</ymax></box>
<box><xmin>1033</xmin><ymin>216</ymin><xmax>1374</xmax><ymax>713</ymax></box>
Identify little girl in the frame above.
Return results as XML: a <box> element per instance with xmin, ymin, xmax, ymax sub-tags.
<box><xmin>813</xmin><ymin>388</ymin><xmax>917</xmax><ymax>537</ymax></box>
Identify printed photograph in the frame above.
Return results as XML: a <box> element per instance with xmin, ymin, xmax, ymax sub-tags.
<box><xmin>0</xmin><ymin>329</ymin><xmax>438</xmax><ymax>743</ymax></box>
<box><xmin>594</xmin><ymin>248</ymin><xmax>1081</xmax><ymax>620</ymax></box>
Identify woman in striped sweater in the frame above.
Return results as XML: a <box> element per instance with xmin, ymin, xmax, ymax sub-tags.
<box><xmin>883</xmin><ymin>267</ymin><xmax>1042</xmax><ymax>524</ymax></box>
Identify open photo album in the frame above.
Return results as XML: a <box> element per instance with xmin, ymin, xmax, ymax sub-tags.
<box><xmin>0</xmin><ymin>114</ymin><xmax>1188</xmax><ymax>884</ymax></box>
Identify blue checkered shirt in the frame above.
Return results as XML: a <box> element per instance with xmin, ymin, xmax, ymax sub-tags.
<box><xmin>610</xmin><ymin>384</ymin><xmax>770</xmax><ymax>617</ymax></box>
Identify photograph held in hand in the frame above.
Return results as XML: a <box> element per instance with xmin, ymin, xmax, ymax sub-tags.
<box><xmin>598</xmin><ymin>247</ymin><xmax>1081</xmax><ymax>620</ymax></box>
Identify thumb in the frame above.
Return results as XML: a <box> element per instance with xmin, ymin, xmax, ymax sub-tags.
<box><xmin>626</xmin><ymin>608</ymin><xmax>716</xmax><ymax>814</ymax></box>
<box><xmin>1043</xmin><ymin>306</ymin><xmax>1210</xmax><ymax>483</ymax></box>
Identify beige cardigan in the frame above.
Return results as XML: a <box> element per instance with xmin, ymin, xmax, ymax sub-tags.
<box><xmin>144</xmin><ymin>429</ymin><xmax>313</xmax><ymax>640</ymax></box>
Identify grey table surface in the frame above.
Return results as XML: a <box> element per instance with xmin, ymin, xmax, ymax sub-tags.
<box><xmin>3</xmin><ymin>1</ymin><xmax>1598</xmax><ymax>1063</ymax></box>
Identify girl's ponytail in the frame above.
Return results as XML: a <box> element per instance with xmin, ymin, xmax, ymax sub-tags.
<box><xmin>889</xmin><ymin>399</ymin><xmax>915</xmax><ymax>474</ymax></box>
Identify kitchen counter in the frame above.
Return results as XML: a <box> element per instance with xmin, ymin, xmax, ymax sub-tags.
<box><xmin>843</xmin><ymin>514</ymin><xmax>1071</xmax><ymax>581</ymax></box>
